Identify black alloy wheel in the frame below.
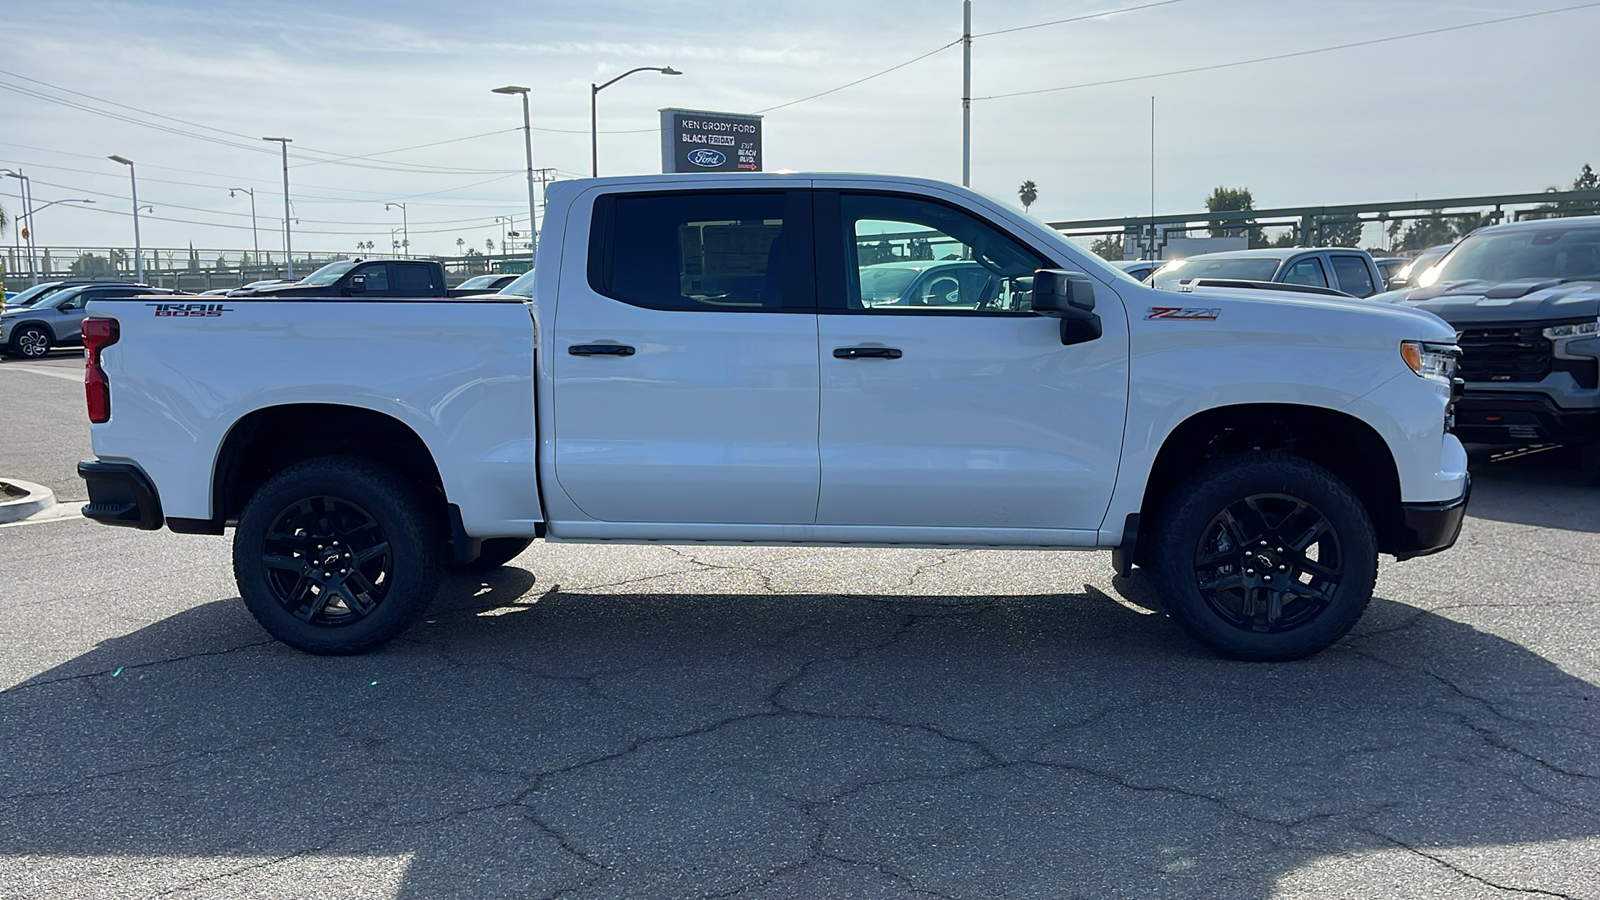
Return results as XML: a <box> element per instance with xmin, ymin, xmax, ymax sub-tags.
<box><xmin>261</xmin><ymin>495</ymin><xmax>393</xmax><ymax>626</ymax></box>
<box><xmin>1151</xmin><ymin>453</ymin><xmax>1377</xmax><ymax>661</ymax></box>
<box><xmin>1192</xmin><ymin>494</ymin><xmax>1343</xmax><ymax>634</ymax></box>
<box><xmin>235</xmin><ymin>457</ymin><xmax>442</xmax><ymax>655</ymax></box>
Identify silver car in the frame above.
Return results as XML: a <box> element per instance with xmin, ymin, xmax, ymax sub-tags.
<box><xmin>0</xmin><ymin>283</ymin><xmax>175</xmax><ymax>359</ymax></box>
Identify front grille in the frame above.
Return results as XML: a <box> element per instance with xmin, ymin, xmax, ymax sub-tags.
<box><xmin>1456</xmin><ymin>323</ymin><xmax>1551</xmax><ymax>383</ymax></box>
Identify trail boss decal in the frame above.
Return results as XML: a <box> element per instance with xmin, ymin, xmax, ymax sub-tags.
<box><xmin>1146</xmin><ymin>306</ymin><xmax>1221</xmax><ymax>320</ymax></box>
<box><xmin>149</xmin><ymin>302</ymin><xmax>232</xmax><ymax>318</ymax></box>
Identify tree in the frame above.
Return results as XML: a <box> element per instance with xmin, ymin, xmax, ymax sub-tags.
<box><xmin>1312</xmin><ymin>215</ymin><xmax>1363</xmax><ymax>248</ymax></box>
<box><xmin>1018</xmin><ymin>180</ymin><xmax>1038</xmax><ymax>214</ymax></box>
<box><xmin>1204</xmin><ymin>186</ymin><xmax>1265</xmax><ymax>246</ymax></box>
<box><xmin>1528</xmin><ymin>163</ymin><xmax>1600</xmax><ymax>220</ymax></box>
<box><xmin>456</xmin><ymin>237</ymin><xmax>465</xmax><ymax>255</ymax></box>
<box><xmin>0</xmin><ymin>201</ymin><xmax>8</xmax><ymax>237</ymax></box>
<box><xmin>1089</xmin><ymin>236</ymin><xmax>1124</xmax><ymax>261</ymax></box>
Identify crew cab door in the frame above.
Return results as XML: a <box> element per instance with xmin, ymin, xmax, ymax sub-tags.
<box><xmin>550</xmin><ymin>187</ymin><xmax>820</xmax><ymax>524</ymax></box>
<box><xmin>813</xmin><ymin>187</ymin><xmax>1129</xmax><ymax>531</ymax></box>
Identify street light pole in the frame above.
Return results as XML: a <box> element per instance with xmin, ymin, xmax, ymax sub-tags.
<box><xmin>491</xmin><ymin>85</ymin><xmax>541</xmax><ymax>262</ymax></box>
<box><xmin>385</xmin><ymin>203</ymin><xmax>408</xmax><ymax>257</ymax></box>
<box><xmin>589</xmin><ymin>66</ymin><xmax>682</xmax><ymax>177</ymax></box>
<box><xmin>107</xmin><ymin>156</ymin><xmax>144</xmax><ymax>283</ymax></box>
<box><xmin>0</xmin><ymin>170</ymin><xmax>36</xmax><ymax>285</ymax></box>
<box><xmin>262</xmin><ymin>137</ymin><xmax>293</xmax><ymax>277</ymax></box>
<box><xmin>230</xmin><ymin>187</ymin><xmax>259</xmax><ymax>266</ymax></box>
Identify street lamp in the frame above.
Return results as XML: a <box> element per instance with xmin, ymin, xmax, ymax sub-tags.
<box><xmin>229</xmin><ymin>187</ymin><xmax>259</xmax><ymax>265</ymax></box>
<box><xmin>590</xmin><ymin>66</ymin><xmax>681</xmax><ymax>177</ymax></box>
<box><xmin>491</xmin><ymin>85</ymin><xmax>540</xmax><ymax>263</ymax></box>
<box><xmin>385</xmin><ymin>203</ymin><xmax>408</xmax><ymax>257</ymax></box>
<box><xmin>0</xmin><ymin>169</ymin><xmax>36</xmax><ymax>285</ymax></box>
<box><xmin>493</xmin><ymin>215</ymin><xmax>513</xmax><ymax>255</ymax></box>
<box><xmin>262</xmin><ymin>137</ymin><xmax>293</xmax><ymax>277</ymax></box>
<box><xmin>108</xmin><ymin>155</ymin><xmax>144</xmax><ymax>283</ymax></box>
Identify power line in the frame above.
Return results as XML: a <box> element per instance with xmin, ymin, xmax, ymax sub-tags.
<box><xmin>755</xmin><ymin>39</ymin><xmax>962</xmax><ymax>114</ymax></box>
<box><xmin>975</xmin><ymin>1</ymin><xmax>1600</xmax><ymax>100</ymax></box>
<box><xmin>972</xmin><ymin>0</ymin><xmax>1188</xmax><ymax>37</ymax></box>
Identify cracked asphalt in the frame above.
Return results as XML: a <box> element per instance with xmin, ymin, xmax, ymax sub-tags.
<box><xmin>2</xmin><ymin>356</ymin><xmax>1598</xmax><ymax>899</ymax></box>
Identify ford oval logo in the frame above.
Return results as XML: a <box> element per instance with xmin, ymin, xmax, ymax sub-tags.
<box><xmin>687</xmin><ymin>149</ymin><xmax>726</xmax><ymax>168</ymax></box>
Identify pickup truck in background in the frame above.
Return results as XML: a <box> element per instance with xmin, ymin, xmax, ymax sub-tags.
<box><xmin>227</xmin><ymin>258</ymin><xmax>448</xmax><ymax>298</ymax></box>
<box><xmin>1376</xmin><ymin>216</ymin><xmax>1600</xmax><ymax>468</ymax></box>
<box><xmin>1150</xmin><ymin>247</ymin><xmax>1389</xmax><ymax>298</ymax></box>
<box><xmin>78</xmin><ymin>173</ymin><xmax>1470</xmax><ymax>662</ymax></box>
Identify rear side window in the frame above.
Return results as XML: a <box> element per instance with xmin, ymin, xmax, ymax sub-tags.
<box><xmin>395</xmin><ymin>262</ymin><xmax>438</xmax><ymax>292</ymax></box>
<box><xmin>589</xmin><ymin>190</ymin><xmax>806</xmax><ymax>311</ymax></box>
<box><xmin>1329</xmin><ymin>255</ymin><xmax>1376</xmax><ymax>297</ymax></box>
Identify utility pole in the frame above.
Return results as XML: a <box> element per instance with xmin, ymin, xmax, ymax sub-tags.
<box><xmin>962</xmin><ymin>0</ymin><xmax>972</xmax><ymax>187</ymax></box>
<box><xmin>1150</xmin><ymin>96</ymin><xmax>1156</xmax><ymax>221</ymax></box>
<box><xmin>262</xmin><ymin>137</ymin><xmax>293</xmax><ymax>277</ymax></box>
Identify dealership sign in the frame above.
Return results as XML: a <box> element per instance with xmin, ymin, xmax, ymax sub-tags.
<box><xmin>660</xmin><ymin>108</ymin><xmax>762</xmax><ymax>173</ymax></box>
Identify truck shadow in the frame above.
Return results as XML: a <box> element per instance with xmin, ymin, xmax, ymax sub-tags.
<box><xmin>1464</xmin><ymin>443</ymin><xmax>1600</xmax><ymax>532</ymax></box>
<box><xmin>2</xmin><ymin>568</ymin><xmax>1595</xmax><ymax>898</ymax></box>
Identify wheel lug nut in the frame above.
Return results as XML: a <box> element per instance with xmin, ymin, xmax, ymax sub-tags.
<box><xmin>1259</xmin><ymin>540</ymin><xmax>1268</xmax><ymax>546</ymax></box>
<box><xmin>1246</xmin><ymin>569</ymin><xmax>1255</xmax><ymax>575</ymax></box>
<box><xmin>1278</xmin><ymin>565</ymin><xmax>1287</xmax><ymax>571</ymax></box>
<box><xmin>1264</xmin><ymin>575</ymin><xmax>1273</xmax><ymax>582</ymax></box>
<box><xmin>1244</xmin><ymin>551</ymin><xmax>1253</xmax><ymax>558</ymax></box>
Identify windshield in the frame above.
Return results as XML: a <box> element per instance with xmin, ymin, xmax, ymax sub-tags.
<box><xmin>499</xmin><ymin>269</ymin><xmax>537</xmax><ymax>297</ymax></box>
<box><xmin>1424</xmin><ymin>226</ymin><xmax>1600</xmax><ymax>286</ymax></box>
<box><xmin>456</xmin><ymin>275</ymin><xmax>497</xmax><ymax>289</ymax></box>
<box><xmin>858</xmin><ymin>265</ymin><xmax>924</xmax><ymax>301</ymax></box>
<box><xmin>4</xmin><ymin>282</ymin><xmax>71</xmax><ymax>307</ymax></box>
<box><xmin>1151</xmin><ymin>257</ymin><xmax>1280</xmax><ymax>290</ymax></box>
<box><xmin>297</xmin><ymin>260</ymin><xmax>357</xmax><ymax>287</ymax></box>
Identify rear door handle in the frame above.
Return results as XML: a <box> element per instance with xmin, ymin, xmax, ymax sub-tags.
<box><xmin>833</xmin><ymin>346</ymin><xmax>903</xmax><ymax>360</ymax></box>
<box><xmin>568</xmin><ymin>343</ymin><xmax>635</xmax><ymax>357</ymax></box>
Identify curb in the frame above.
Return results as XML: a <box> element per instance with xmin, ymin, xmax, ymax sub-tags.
<box><xmin>0</xmin><ymin>479</ymin><xmax>57</xmax><ymax>524</ymax></box>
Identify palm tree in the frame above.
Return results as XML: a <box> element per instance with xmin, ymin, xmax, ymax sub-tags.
<box><xmin>1018</xmin><ymin>180</ymin><xmax>1038</xmax><ymax>215</ymax></box>
<box><xmin>0</xmin><ymin>201</ymin><xmax>9</xmax><ymax>236</ymax></box>
<box><xmin>456</xmin><ymin>237</ymin><xmax>465</xmax><ymax>255</ymax></box>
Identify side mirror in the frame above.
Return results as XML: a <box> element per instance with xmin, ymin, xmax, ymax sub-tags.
<box><xmin>1031</xmin><ymin>268</ymin><xmax>1102</xmax><ymax>346</ymax></box>
<box><xmin>348</xmin><ymin>274</ymin><xmax>367</xmax><ymax>294</ymax></box>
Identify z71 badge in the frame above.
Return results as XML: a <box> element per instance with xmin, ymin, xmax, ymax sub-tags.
<box><xmin>149</xmin><ymin>302</ymin><xmax>232</xmax><ymax>318</ymax></box>
<box><xmin>1146</xmin><ymin>307</ymin><xmax>1221</xmax><ymax>320</ymax></box>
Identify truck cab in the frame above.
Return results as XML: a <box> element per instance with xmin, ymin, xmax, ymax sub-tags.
<box><xmin>228</xmin><ymin>258</ymin><xmax>447</xmax><ymax>299</ymax></box>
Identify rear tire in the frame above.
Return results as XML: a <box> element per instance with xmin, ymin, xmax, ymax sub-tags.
<box><xmin>233</xmin><ymin>457</ymin><xmax>443</xmax><ymax>655</ymax></box>
<box><xmin>11</xmin><ymin>326</ymin><xmax>50</xmax><ymax>359</ymax></box>
<box><xmin>1150</xmin><ymin>453</ymin><xmax>1377</xmax><ymax>661</ymax></box>
<box><xmin>456</xmin><ymin>537</ymin><xmax>533</xmax><ymax>571</ymax></box>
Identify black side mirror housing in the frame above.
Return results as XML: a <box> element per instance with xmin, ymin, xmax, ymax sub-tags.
<box><xmin>347</xmin><ymin>275</ymin><xmax>367</xmax><ymax>295</ymax></box>
<box><xmin>1031</xmin><ymin>268</ymin><xmax>1102</xmax><ymax>346</ymax></box>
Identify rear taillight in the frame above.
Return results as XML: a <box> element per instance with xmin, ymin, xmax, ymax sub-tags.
<box><xmin>83</xmin><ymin>317</ymin><xmax>119</xmax><ymax>424</ymax></box>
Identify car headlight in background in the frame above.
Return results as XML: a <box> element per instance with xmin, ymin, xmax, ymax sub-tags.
<box><xmin>1541</xmin><ymin>320</ymin><xmax>1600</xmax><ymax>340</ymax></box>
<box><xmin>1401</xmin><ymin>340</ymin><xmax>1460</xmax><ymax>381</ymax></box>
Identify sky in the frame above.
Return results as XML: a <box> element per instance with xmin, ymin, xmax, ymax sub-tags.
<box><xmin>2</xmin><ymin>0</ymin><xmax>1598</xmax><ymax>258</ymax></box>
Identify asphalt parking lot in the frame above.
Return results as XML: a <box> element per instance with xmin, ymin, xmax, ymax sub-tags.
<box><xmin>1</xmin><ymin>352</ymin><xmax>1597</xmax><ymax>899</ymax></box>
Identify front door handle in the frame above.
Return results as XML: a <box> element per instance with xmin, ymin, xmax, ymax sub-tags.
<box><xmin>833</xmin><ymin>346</ymin><xmax>903</xmax><ymax>360</ymax></box>
<box><xmin>568</xmin><ymin>343</ymin><xmax>635</xmax><ymax>357</ymax></box>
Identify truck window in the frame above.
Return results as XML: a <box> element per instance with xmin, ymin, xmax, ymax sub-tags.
<box><xmin>593</xmin><ymin>191</ymin><xmax>791</xmax><ymax>311</ymax></box>
<box><xmin>1329</xmin><ymin>255</ymin><xmax>1376</xmax><ymax>297</ymax></box>
<box><xmin>836</xmin><ymin>193</ymin><xmax>1045</xmax><ymax>313</ymax></box>
<box><xmin>394</xmin><ymin>262</ymin><xmax>437</xmax><ymax>292</ymax></box>
<box><xmin>352</xmin><ymin>262</ymin><xmax>390</xmax><ymax>292</ymax></box>
<box><xmin>1282</xmin><ymin>257</ymin><xmax>1328</xmax><ymax>288</ymax></box>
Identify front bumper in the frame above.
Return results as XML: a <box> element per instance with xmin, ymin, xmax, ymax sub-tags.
<box><xmin>1392</xmin><ymin>474</ymin><xmax>1471</xmax><ymax>560</ymax></box>
<box><xmin>1452</xmin><ymin>391</ymin><xmax>1600</xmax><ymax>445</ymax></box>
<box><xmin>78</xmin><ymin>459</ymin><xmax>164</xmax><ymax>530</ymax></box>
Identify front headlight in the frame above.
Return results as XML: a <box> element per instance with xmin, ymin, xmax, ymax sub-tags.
<box><xmin>1401</xmin><ymin>340</ymin><xmax>1460</xmax><ymax>381</ymax></box>
<box><xmin>1542</xmin><ymin>320</ymin><xmax>1600</xmax><ymax>340</ymax></box>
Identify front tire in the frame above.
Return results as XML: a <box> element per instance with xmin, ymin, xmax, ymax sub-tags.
<box><xmin>233</xmin><ymin>457</ymin><xmax>443</xmax><ymax>655</ymax></box>
<box><xmin>1150</xmin><ymin>453</ymin><xmax>1377</xmax><ymax>661</ymax></box>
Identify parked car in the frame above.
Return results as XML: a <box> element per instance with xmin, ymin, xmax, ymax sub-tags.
<box><xmin>1376</xmin><ymin>217</ymin><xmax>1600</xmax><ymax>458</ymax></box>
<box><xmin>1387</xmin><ymin>244</ymin><xmax>1455</xmax><ymax>290</ymax></box>
<box><xmin>2</xmin><ymin>280</ymin><xmax>102</xmax><ymax>311</ymax></box>
<box><xmin>447</xmin><ymin>273</ymin><xmax>519</xmax><ymax>297</ymax></box>
<box><xmin>78</xmin><ymin>171</ymin><xmax>1467</xmax><ymax>663</ymax></box>
<box><xmin>1114</xmin><ymin>259</ymin><xmax>1161</xmax><ymax>282</ymax></box>
<box><xmin>491</xmin><ymin>268</ymin><xmax>537</xmax><ymax>298</ymax></box>
<box><xmin>1</xmin><ymin>283</ymin><xmax>178</xmax><ymax>359</ymax></box>
<box><xmin>228</xmin><ymin>259</ymin><xmax>447</xmax><ymax>299</ymax></box>
<box><xmin>1372</xmin><ymin>257</ymin><xmax>1410</xmax><ymax>286</ymax></box>
<box><xmin>1150</xmin><ymin>248</ymin><xmax>1388</xmax><ymax>298</ymax></box>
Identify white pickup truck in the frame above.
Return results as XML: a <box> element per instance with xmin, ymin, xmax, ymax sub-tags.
<box><xmin>77</xmin><ymin>173</ymin><xmax>1470</xmax><ymax>661</ymax></box>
